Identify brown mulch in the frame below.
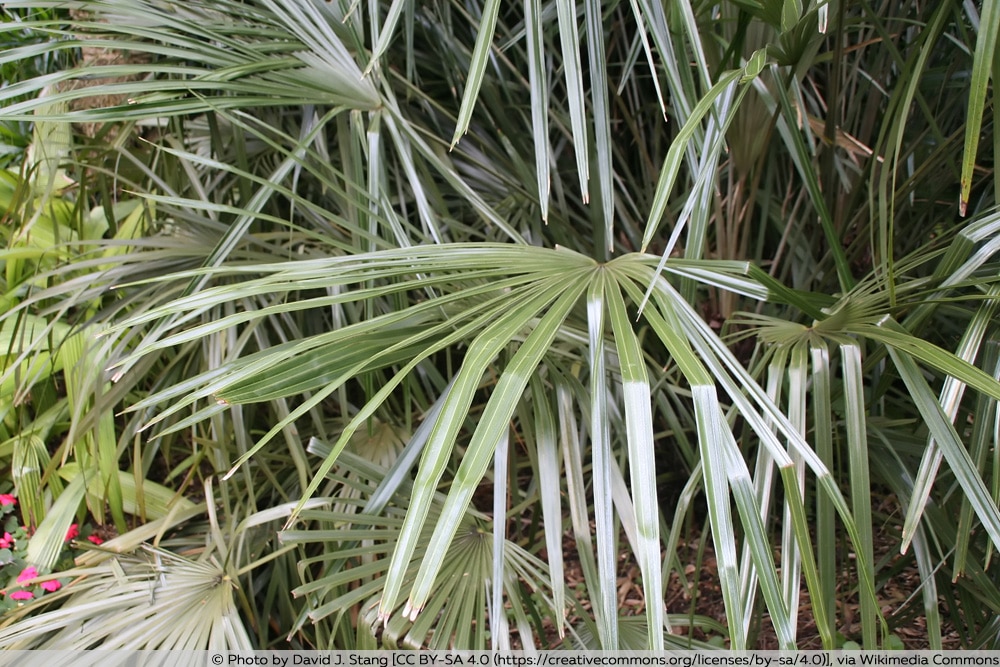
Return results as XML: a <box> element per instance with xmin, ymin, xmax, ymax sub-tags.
<box><xmin>535</xmin><ymin>527</ymin><xmax>963</xmax><ymax>649</ymax></box>
<box><xmin>658</xmin><ymin>533</ymin><xmax>962</xmax><ymax>649</ymax></box>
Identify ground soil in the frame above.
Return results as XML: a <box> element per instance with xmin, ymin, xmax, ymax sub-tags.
<box><xmin>539</xmin><ymin>527</ymin><xmax>963</xmax><ymax>649</ymax></box>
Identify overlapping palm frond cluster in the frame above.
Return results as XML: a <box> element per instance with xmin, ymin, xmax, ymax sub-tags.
<box><xmin>0</xmin><ymin>0</ymin><xmax>998</xmax><ymax>650</ymax></box>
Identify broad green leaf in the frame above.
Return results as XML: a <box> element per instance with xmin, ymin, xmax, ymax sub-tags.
<box><xmin>61</xmin><ymin>328</ymin><xmax>124</xmax><ymax>530</ymax></box>
<box><xmin>741</xmin><ymin>48</ymin><xmax>768</xmax><ymax>83</ymax></box>
<box><xmin>27</xmin><ymin>85</ymin><xmax>74</xmax><ymax>195</ymax></box>
<box><xmin>780</xmin><ymin>0</ymin><xmax>801</xmax><ymax>33</ymax></box>
<box><xmin>12</xmin><ymin>434</ymin><xmax>46</xmax><ymax>526</ymax></box>
<box><xmin>25</xmin><ymin>474</ymin><xmax>86</xmax><ymax>570</ymax></box>
<box><xmin>58</xmin><ymin>462</ymin><xmax>196</xmax><ymax>520</ymax></box>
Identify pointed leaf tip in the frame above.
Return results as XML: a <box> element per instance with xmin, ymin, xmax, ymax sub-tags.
<box><xmin>403</xmin><ymin>600</ymin><xmax>421</xmax><ymax>621</ymax></box>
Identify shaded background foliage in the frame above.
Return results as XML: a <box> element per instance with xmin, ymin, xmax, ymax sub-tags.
<box><xmin>0</xmin><ymin>0</ymin><xmax>998</xmax><ymax>650</ymax></box>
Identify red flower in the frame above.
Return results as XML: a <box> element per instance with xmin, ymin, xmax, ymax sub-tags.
<box><xmin>16</xmin><ymin>567</ymin><xmax>37</xmax><ymax>585</ymax></box>
<box><xmin>65</xmin><ymin>524</ymin><xmax>79</xmax><ymax>541</ymax></box>
<box><xmin>0</xmin><ymin>532</ymin><xmax>13</xmax><ymax>549</ymax></box>
<box><xmin>0</xmin><ymin>494</ymin><xmax>15</xmax><ymax>507</ymax></box>
<box><xmin>9</xmin><ymin>590</ymin><xmax>33</xmax><ymax>601</ymax></box>
<box><xmin>40</xmin><ymin>580</ymin><xmax>61</xmax><ymax>592</ymax></box>
<box><xmin>87</xmin><ymin>534</ymin><xmax>104</xmax><ymax>545</ymax></box>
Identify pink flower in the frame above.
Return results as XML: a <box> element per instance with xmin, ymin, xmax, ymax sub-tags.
<box><xmin>0</xmin><ymin>494</ymin><xmax>15</xmax><ymax>506</ymax></box>
<box><xmin>65</xmin><ymin>524</ymin><xmax>79</xmax><ymax>541</ymax></box>
<box><xmin>40</xmin><ymin>580</ymin><xmax>61</xmax><ymax>592</ymax></box>
<box><xmin>16</xmin><ymin>567</ymin><xmax>37</xmax><ymax>585</ymax></box>
<box><xmin>0</xmin><ymin>532</ymin><xmax>13</xmax><ymax>549</ymax></box>
<box><xmin>9</xmin><ymin>590</ymin><xmax>33</xmax><ymax>601</ymax></box>
<box><xmin>87</xmin><ymin>534</ymin><xmax>104</xmax><ymax>545</ymax></box>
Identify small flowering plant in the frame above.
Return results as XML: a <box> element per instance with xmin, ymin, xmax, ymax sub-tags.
<box><xmin>0</xmin><ymin>492</ymin><xmax>105</xmax><ymax>613</ymax></box>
